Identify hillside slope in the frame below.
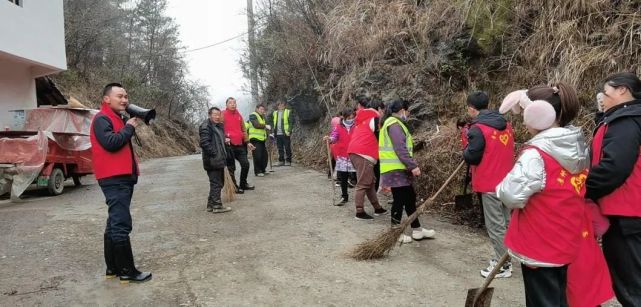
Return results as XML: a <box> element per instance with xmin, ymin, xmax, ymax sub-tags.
<box><xmin>247</xmin><ymin>0</ymin><xmax>641</xmax><ymax>223</ymax></box>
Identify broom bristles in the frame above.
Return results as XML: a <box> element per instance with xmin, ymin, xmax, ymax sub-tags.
<box><xmin>348</xmin><ymin>199</ymin><xmax>433</xmax><ymax>260</ymax></box>
<box><xmin>348</xmin><ymin>161</ymin><xmax>464</xmax><ymax>260</ymax></box>
<box><xmin>222</xmin><ymin>167</ymin><xmax>236</xmax><ymax>203</ymax></box>
<box><xmin>348</xmin><ymin>227</ymin><xmax>406</xmax><ymax>260</ymax></box>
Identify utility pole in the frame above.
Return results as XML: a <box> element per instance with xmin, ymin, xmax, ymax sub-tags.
<box><xmin>247</xmin><ymin>0</ymin><xmax>259</xmax><ymax>106</ymax></box>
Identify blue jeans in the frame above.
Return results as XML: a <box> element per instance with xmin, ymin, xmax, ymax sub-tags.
<box><xmin>100</xmin><ymin>182</ymin><xmax>135</xmax><ymax>243</ymax></box>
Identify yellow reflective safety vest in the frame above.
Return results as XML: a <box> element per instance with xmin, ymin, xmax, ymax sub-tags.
<box><xmin>247</xmin><ymin>112</ymin><xmax>267</xmax><ymax>141</ymax></box>
<box><xmin>272</xmin><ymin>109</ymin><xmax>291</xmax><ymax>136</ymax></box>
<box><xmin>379</xmin><ymin>116</ymin><xmax>413</xmax><ymax>174</ymax></box>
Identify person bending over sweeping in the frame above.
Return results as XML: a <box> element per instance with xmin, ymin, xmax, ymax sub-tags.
<box><xmin>324</xmin><ymin>108</ymin><xmax>357</xmax><ymax>206</ymax></box>
<box><xmin>497</xmin><ymin>83</ymin><xmax>612</xmax><ymax>307</ymax></box>
<box><xmin>379</xmin><ymin>99</ymin><xmax>435</xmax><ymax>243</ymax></box>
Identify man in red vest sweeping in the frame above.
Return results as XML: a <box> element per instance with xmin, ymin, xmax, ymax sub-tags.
<box><xmin>90</xmin><ymin>83</ymin><xmax>151</xmax><ymax>283</ymax></box>
<box><xmin>463</xmin><ymin>91</ymin><xmax>514</xmax><ymax>278</ymax></box>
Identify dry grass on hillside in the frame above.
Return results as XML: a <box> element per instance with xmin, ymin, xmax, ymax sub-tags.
<box><xmin>274</xmin><ymin>0</ymin><xmax>641</xmax><ymax>225</ymax></box>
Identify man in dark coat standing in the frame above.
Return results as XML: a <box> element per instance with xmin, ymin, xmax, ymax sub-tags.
<box><xmin>199</xmin><ymin>107</ymin><xmax>231</xmax><ymax>213</ymax></box>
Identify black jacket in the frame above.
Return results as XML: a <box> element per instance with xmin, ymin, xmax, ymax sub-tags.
<box><xmin>199</xmin><ymin>119</ymin><xmax>227</xmax><ymax>171</ymax></box>
<box><xmin>586</xmin><ymin>100</ymin><xmax>641</xmax><ymax>201</ymax></box>
<box><xmin>463</xmin><ymin>110</ymin><xmax>508</xmax><ymax>165</ymax></box>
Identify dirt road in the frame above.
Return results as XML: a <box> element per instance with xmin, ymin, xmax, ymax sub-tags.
<box><xmin>0</xmin><ymin>154</ymin><xmax>613</xmax><ymax>306</ymax></box>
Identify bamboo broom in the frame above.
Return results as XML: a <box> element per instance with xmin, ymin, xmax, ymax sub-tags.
<box><xmin>349</xmin><ymin>161</ymin><xmax>465</xmax><ymax>260</ymax></box>
<box><xmin>326</xmin><ymin>140</ymin><xmax>336</xmax><ymax>206</ymax></box>
<box><xmin>222</xmin><ymin>166</ymin><xmax>236</xmax><ymax>203</ymax></box>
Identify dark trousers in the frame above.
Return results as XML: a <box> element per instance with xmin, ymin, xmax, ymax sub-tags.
<box><xmin>603</xmin><ymin>217</ymin><xmax>641</xmax><ymax>307</ymax></box>
<box><xmin>391</xmin><ymin>185</ymin><xmax>420</xmax><ymax>228</ymax></box>
<box><xmin>521</xmin><ymin>264</ymin><xmax>569</xmax><ymax>307</ymax></box>
<box><xmin>374</xmin><ymin>161</ymin><xmax>381</xmax><ymax>192</ymax></box>
<box><xmin>250</xmin><ymin>139</ymin><xmax>268</xmax><ymax>175</ymax></box>
<box><xmin>100</xmin><ymin>182</ymin><xmax>135</xmax><ymax>243</ymax></box>
<box><xmin>276</xmin><ymin>135</ymin><xmax>292</xmax><ymax>162</ymax></box>
<box><xmin>337</xmin><ymin>171</ymin><xmax>350</xmax><ymax>200</ymax></box>
<box><xmin>226</xmin><ymin>145</ymin><xmax>250</xmax><ymax>187</ymax></box>
<box><xmin>206</xmin><ymin>169</ymin><xmax>224</xmax><ymax>206</ymax></box>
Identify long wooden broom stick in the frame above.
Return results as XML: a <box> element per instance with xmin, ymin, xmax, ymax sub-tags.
<box><xmin>349</xmin><ymin>161</ymin><xmax>465</xmax><ymax>260</ymax></box>
<box><xmin>326</xmin><ymin>140</ymin><xmax>336</xmax><ymax>206</ymax></box>
<box><xmin>268</xmin><ymin>136</ymin><xmax>274</xmax><ymax>172</ymax></box>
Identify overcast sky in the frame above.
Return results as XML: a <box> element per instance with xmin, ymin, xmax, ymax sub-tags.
<box><xmin>166</xmin><ymin>0</ymin><xmax>253</xmax><ymax>116</ymax></box>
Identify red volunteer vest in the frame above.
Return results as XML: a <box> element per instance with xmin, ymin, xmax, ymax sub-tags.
<box><xmin>90</xmin><ymin>103</ymin><xmax>139</xmax><ymax>180</ymax></box>
<box><xmin>505</xmin><ymin>147</ymin><xmax>588</xmax><ymax>264</ymax></box>
<box><xmin>331</xmin><ymin>124</ymin><xmax>353</xmax><ymax>159</ymax></box>
<box><xmin>347</xmin><ymin>109</ymin><xmax>379</xmax><ymax>159</ymax></box>
<box><xmin>470</xmin><ymin>123</ymin><xmax>515</xmax><ymax>192</ymax></box>
<box><xmin>223</xmin><ymin>109</ymin><xmax>245</xmax><ymax>145</ymax></box>
<box><xmin>591</xmin><ymin>123</ymin><xmax>641</xmax><ymax>217</ymax></box>
<box><xmin>567</xmin><ymin>207</ymin><xmax>614</xmax><ymax>307</ymax></box>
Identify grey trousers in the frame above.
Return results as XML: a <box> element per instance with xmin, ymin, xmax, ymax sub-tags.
<box><xmin>481</xmin><ymin>192</ymin><xmax>511</xmax><ymax>260</ymax></box>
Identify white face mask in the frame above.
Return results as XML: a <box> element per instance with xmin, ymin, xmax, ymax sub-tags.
<box><xmin>400</xmin><ymin>110</ymin><xmax>408</xmax><ymax>121</ymax></box>
<box><xmin>343</xmin><ymin>119</ymin><xmax>354</xmax><ymax>125</ymax></box>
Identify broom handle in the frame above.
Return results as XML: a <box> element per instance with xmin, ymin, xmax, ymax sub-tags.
<box><xmin>398</xmin><ymin>161</ymin><xmax>465</xmax><ymax>229</ymax></box>
<box><xmin>326</xmin><ymin>140</ymin><xmax>336</xmax><ymax>205</ymax></box>
<box><xmin>473</xmin><ymin>252</ymin><xmax>510</xmax><ymax>304</ymax></box>
<box><xmin>429</xmin><ymin>160</ymin><xmax>465</xmax><ymax>201</ymax></box>
<box><xmin>269</xmin><ymin>138</ymin><xmax>273</xmax><ymax>170</ymax></box>
<box><xmin>326</xmin><ymin>140</ymin><xmax>334</xmax><ymax>174</ymax></box>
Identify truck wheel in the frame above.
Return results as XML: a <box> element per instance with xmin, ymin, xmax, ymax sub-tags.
<box><xmin>72</xmin><ymin>174</ymin><xmax>81</xmax><ymax>187</ymax></box>
<box><xmin>48</xmin><ymin>167</ymin><xmax>65</xmax><ymax>195</ymax></box>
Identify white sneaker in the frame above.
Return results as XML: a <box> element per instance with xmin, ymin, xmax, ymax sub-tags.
<box><xmin>480</xmin><ymin>259</ymin><xmax>512</xmax><ymax>278</ymax></box>
<box><xmin>398</xmin><ymin>234</ymin><xmax>412</xmax><ymax>244</ymax></box>
<box><xmin>411</xmin><ymin>228</ymin><xmax>436</xmax><ymax>240</ymax></box>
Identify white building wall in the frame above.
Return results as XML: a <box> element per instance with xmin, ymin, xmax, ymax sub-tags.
<box><xmin>0</xmin><ymin>59</ymin><xmax>37</xmax><ymax>129</ymax></box>
<box><xmin>0</xmin><ymin>0</ymin><xmax>67</xmax><ymax>74</ymax></box>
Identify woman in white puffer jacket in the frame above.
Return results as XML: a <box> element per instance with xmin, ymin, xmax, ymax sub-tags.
<box><xmin>496</xmin><ymin>83</ymin><xmax>613</xmax><ymax>307</ymax></box>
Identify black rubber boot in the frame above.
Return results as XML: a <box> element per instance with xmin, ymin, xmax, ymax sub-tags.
<box><xmin>114</xmin><ymin>239</ymin><xmax>152</xmax><ymax>284</ymax></box>
<box><xmin>104</xmin><ymin>234</ymin><xmax>117</xmax><ymax>279</ymax></box>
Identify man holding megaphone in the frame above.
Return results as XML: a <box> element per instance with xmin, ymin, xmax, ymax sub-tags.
<box><xmin>90</xmin><ymin>83</ymin><xmax>152</xmax><ymax>284</ymax></box>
